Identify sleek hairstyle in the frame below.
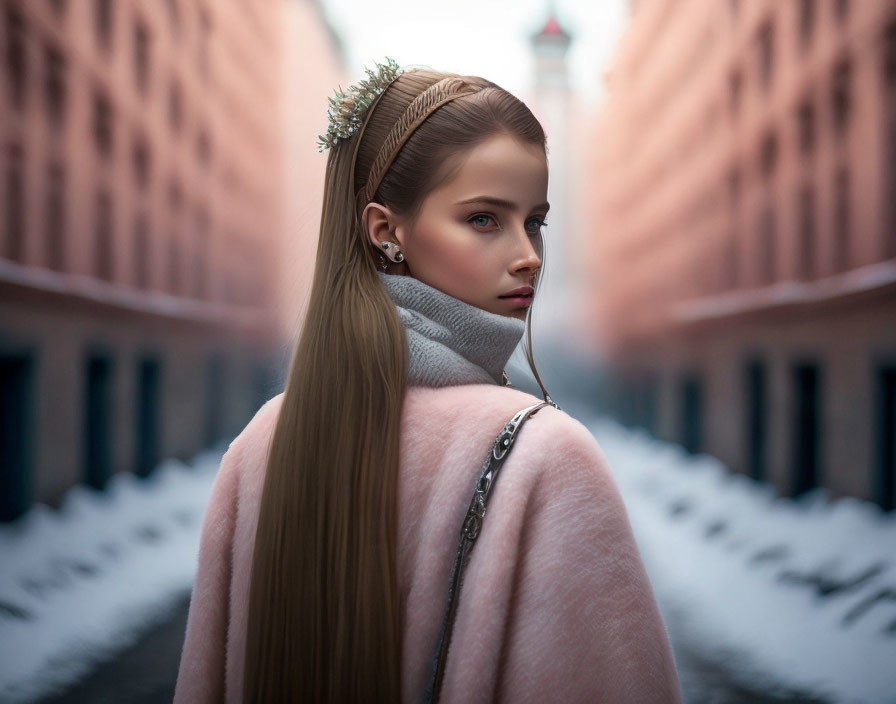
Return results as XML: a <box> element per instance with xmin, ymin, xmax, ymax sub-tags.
<box><xmin>243</xmin><ymin>67</ymin><xmax>553</xmax><ymax>701</ymax></box>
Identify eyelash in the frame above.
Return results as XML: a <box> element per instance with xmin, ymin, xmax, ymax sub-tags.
<box><xmin>468</xmin><ymin>213</ymin><xmax>549</xmax><ymax>235</ymax></box>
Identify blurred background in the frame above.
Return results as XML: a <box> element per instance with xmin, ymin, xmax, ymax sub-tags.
<box><xmin>1</xmin><ymin>0</ymin><xmax>895</xmax><ymax>702</ymax></box>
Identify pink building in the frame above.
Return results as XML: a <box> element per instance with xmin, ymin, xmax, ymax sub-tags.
<box><xmin>590</xmin><ymin>0</ymin><xmax>896</xmax><ymax>508</ymax></box>
<box><xmin>0</xmin><ymin>0</ymin><xmax>342</xmax><ymax>520</ymax></box>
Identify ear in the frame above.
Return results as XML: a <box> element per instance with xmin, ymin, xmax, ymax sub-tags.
<box><xmin>361</xmin><ymin>202</ymin><xmax>402</xmax><ymax>249</ymax></box>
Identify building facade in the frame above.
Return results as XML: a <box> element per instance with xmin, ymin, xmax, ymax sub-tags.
<box><xmin>0</xmin><ymin>0</ymin><xmax>341</xmax><ymax>520</ymax></box>
<box><xmin>590</xmin><ymin>0</ymin><xmax>896</xmax><ymax>509</ymax></box>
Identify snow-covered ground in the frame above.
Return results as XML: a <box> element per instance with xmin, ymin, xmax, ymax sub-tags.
<box><xmin>1</xmin><ymin>420</ymin><xmax>894</xmax><ymax>703</ymax></box>
<box><xmin>0</xmin><ymin>444</ymin><xmax>227</xmax><ymax>704</ymax></box>
<box><xmin>591</xmin><ymin>417</ymin><xmax>896</xmax><ymax>704</ymax></box>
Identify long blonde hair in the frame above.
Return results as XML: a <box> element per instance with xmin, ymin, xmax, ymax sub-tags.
<box><xmin>243</xmin><ymin>67</ymin><xmax>552</xmax><ymax>702</ymax></box>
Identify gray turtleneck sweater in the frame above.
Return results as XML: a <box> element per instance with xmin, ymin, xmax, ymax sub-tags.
<box><xmin>376</xmin><ymin>271</ymin><xmax>526</xmax><ymax>387</ymax></box>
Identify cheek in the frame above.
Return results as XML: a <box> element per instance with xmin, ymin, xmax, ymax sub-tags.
<box><xmin>411</xmin><ymin>224</ymin><xmax>494</xmax><ymax>284</ymax></box>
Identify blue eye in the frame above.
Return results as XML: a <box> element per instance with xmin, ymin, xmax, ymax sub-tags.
<box><xmin>526</xmin><ymin>217</ymin><xmax>549</xmax><ymax>235</ymax></box>
<box><xmin>469</xmin><ymin>214</ymin><xmax>495</xmax><ymax>229</ymax></box>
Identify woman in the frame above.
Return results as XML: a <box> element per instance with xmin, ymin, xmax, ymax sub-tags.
<box><xmin>174</xmin><ymin>59</ymin><xmax>682</xmax><ymax>703</ymax></box>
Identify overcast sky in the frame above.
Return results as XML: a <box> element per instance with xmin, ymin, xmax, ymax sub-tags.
<box><xmin>317</xmin><ymin>0</ymin><xmax>631</xmax><ymax>108</ymax></box>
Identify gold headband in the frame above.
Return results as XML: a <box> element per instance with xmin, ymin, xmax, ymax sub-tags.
<box><xmin>355</xmin><ymin>76</ymin><xmax>483</xmax><ymax>212</ymax></box>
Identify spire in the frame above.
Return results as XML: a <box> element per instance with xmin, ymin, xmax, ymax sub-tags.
<box><xmin>529</xmin><ymin>2</ymin><xmax>572</xmax><ymax>90</ymax></box>
<box><xmin>530</xmin><ymin>1</ymin><xmax>572</xmax><ymax>45</ymax></box>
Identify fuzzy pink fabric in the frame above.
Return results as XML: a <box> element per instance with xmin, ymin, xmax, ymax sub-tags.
<box><xmin>174</xmin><ymin>384</ymin><xmax>682</xmax><ymax>703</ymax></box>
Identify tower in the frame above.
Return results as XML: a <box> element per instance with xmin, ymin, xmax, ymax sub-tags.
<box><xmin>528</xmin><ymin>4</ymin><xmax>574</xmax><ymax>344</ymax></box>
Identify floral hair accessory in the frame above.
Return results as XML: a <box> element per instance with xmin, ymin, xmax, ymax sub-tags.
<box><xmin>317</xmin><ymin>57</ymin><xmax>405</xmax><ymax>153</ymax></box>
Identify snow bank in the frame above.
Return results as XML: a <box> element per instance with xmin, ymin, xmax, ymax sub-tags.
<box><xmin>592</xmin><ymin>417</ymin><xmax>896</xmax><ymax>704</ymax></box>
<box><xmin>0</xmin><ymin>445</ymin><xmax>225</xmax><ymax>703</ymax></box>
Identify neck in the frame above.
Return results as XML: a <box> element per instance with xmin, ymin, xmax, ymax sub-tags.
<box><xmin>377</xmin><ymin>272</ymin><xmax>526</xmax><ymax>387</ymax></box>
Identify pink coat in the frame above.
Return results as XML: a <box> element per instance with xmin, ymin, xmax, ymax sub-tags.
<box><xmin>174</xmin><ymin>383</ymin><xmax>682</xmax><ymax>703</ymax></box>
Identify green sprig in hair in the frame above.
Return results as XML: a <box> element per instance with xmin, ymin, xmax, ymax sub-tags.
<box><xmin>317</xmin><ymin>57</ymin><xmax>404</xmax><ymax>153</ymax></box>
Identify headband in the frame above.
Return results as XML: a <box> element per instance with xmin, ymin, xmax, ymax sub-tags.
<box><xmin>316</xmin><ymin>58</ymin><xmax>483</xmax><ymax>215</ymax></box>
<box><xmin>354</xmin><ymin>76</ymin><xmax>482</xmax><ymax>211</ymax></box>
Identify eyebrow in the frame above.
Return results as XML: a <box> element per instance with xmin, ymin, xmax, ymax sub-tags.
<box><xmin>455</xmin><ymin>196</ymin><xmax>550</xmax><ymax>212</ymax></box>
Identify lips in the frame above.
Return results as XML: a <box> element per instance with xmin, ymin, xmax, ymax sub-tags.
<box><xmin>499</xmin><ymin>285</ymin><xmax>535</xmax><ymax>298</ymax></box>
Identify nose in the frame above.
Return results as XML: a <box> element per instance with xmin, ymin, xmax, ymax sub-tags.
<box><xmin>510</xmin><ymin>229</ymin><xmax>542</xmax><ymax>278</ymax></box>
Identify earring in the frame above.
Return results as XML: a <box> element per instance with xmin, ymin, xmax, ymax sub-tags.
<box><xmin>381</xmin><ymin>241</ymin><xmax>404</xmax><ymax>264</ymax></box>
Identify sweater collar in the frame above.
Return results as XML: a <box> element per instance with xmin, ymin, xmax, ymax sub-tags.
<box><xmin>377</xmin><ymin>271</ymin><xmax>526</xmax><ymax>387</ymax></box>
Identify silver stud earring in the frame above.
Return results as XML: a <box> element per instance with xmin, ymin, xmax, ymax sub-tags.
<box><xmin>381</xmin><ymin>241</ymin><xmax>404</xmax><ymax>264</ymax></box>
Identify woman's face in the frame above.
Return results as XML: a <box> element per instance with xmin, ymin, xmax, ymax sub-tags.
<box><xmin>364</xmin><ymin>132</ymin><xmax>549</xmax><ymax>320</ymax></box>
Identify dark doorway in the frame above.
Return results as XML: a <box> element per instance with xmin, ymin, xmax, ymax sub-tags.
<box><xmin>745</xmin><ymin>358</ymin><xmax>768</xmax><ymax>481</ymax></box>
<box><xmin>252</xmin><ymin>357</ymin><xmax>278</xmax><ymax>416</ymax></box>
<box><xmin>135</xmin><ymin>356</ymin><xmax>161</xmax><ymax>478</ymax></box>
<box><xmin>638</xmin><ymin>373</ymin><xmax>659</xmax><ymax>436</ymax></box>
<box><xmin>204</xmin><ymin>353</ymin><xmax>224</xmax><ymax>446</ymax></box>
<box><xmin>84</xmin><ymin>353</ymin><xmax>114</xmax><ymax>490</ymax></box>
<box><xmin>874</xmin><ymin>366</ymin><xmax>896</xmax><ymax>511</ymax></box>
<box><xmin>1</xmin><ymin>354</ymin><xmax>35</xmax><ymax>522</ymax></box>
<box><xmin>680</xmin><ymin>374</ymin><xmax>703</xmax><ymax>454</ymax></box>
<box><xmin>791</xmin><ymin>362</ymin><xmax>822</xmax><ymax>496</ymax></box>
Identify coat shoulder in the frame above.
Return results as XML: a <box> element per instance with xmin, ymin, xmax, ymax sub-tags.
<box><xmin>226</xmin><ymin>392</ymin><xmax>284</xmax><ymax>452</ymax></box>
<box><xmin>490</xmin><ymin>402</ymin><xmax>620</xmax><ymax>518</ymax></box>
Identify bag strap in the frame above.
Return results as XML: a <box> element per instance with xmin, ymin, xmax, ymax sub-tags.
<box><xmin>422</xmin><ymin>400</ymin><xmax>553</xmax><ymax>704</ymax></box>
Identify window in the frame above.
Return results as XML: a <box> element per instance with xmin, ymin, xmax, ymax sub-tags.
<box><xmin>6</xmin><ymin>5</ymin><xmax>27</xmax><ymax>109</ymax></box>
<box><xmin>830</xmin><ymin>57</ymin><xmax>851</xmax><ymax>136</ymax></box>
<box><xmin>46</xmin><ymin>162</ymin><xmax>65</xmax><ymax>271</ymax></box>
<box><xmin>759</xmin><ymin>204</ymin><xmax>776</xmax><ymax>285</ymax></box>
<box><xmin>133</xmin><ymin>212</ymin><xmax>149</xmax><ymax>289</ymax></box>
<box><xmin>167</xmin><ymin>237</ymin><xmax>181</xmax><ymax>294</ymax></box>
<box><xmin>133</xmin><ymin>137</ymin><xmax>151</xmax><ymax>189</ymax></box>
<box><xmin>95</xmin><ymin>191</ymin><xmax>114</xmax><ymax>281</ymax></box>
<box><xmin>728</xmin><ymin>167</ymin><xmax>741</xmax><ymax>209</ymax></box>
<box><xmin>883</xmin><ymin>21</ymin><xmax>896</xmax><ymax>88</ymax></box>
<box><xmin>165</xmin><ymin>0</ymin><xmax>179</xmax><ymax>34</ymax></box>
<box><xmin>93</xmin><ymin>91</ymin><xmax>114</xmax><ymax>157</ymax></box>
<box><xmin>833</xmin><ymin>168</ymin><xmax>850</xmax><ymax>271</ymax></box>
<box><xmin>5</xmin><ymin>143</ymin><xmax>25</xmax><ymax>262</ymax></box>
<box><xmin>728</xmin><ymin>68</ymin><xmax>742</xmax><ymax>118</ymax></box>
<box><xmin>93</xmin><ymin>0</ymin><xmax>113</xmax><ymax>49</ymax></box>
<box><xmin>168</xmin><ymin>78</ymin><xmax>183</xmax><ymax>132</ymax></box>
<box><xmin>726</xmin><ymin>230</ymin><xmax>739</xmax><ymax>289</ymax></box>
<box><xmin>797</xmin><ymin>99</ymin><xmax>815</xmax><ymax>156</ymax></box>
<box><xmin>759</xmin><ymin>130</ymin><xmax>778</xmax><ymax>180</ymax></box>
<box><xmin>196</xmin><ymin>129</ymin><xmax>211</xmax><ymax>165</ymax></box>
<box><xmin>134</xmin><ymin>20</ymin><xmax>150</xmax><ymax>95</ymax></box>
<box><xmin>168</xmin><ymin>179</ymin><xmax>182</xmax><ymax>214</ymax></box>
<box><xmin>834</xmin><ymin>0</ymin><xmax>850</xmax><ymax>23</ymax></box>
<box><xmin>757</xmin><ymin>19</ymin><xmax>774</xmax><ymax>92</ymax></box>
<box><xmin>797</xmin><ymin>184</ymin><xmax>816</xmax><ymax>280</ymax></box>
<box><xmin>798</xmin><ymin>0</ymin><xmax>816</xmax><ymax>49</ymax></box>
<box><xmin>725</xmin><ymin>169</ymin><xmax>741</xmax><ymax>289</ymax></box>
<box><xmin>198</xmin><ymin>7</ymin><xmax>211</xmax><ymax>79</ymax></box>
<box><xmin>45</xmin><ymin>44</ymin><xmax>67</xmax><ymax>129</ymax></box>
<box><xmin>194</xmin><ymin>207</ymin><xmax>209</xmax><ymax>298</ymax></box>
<box><xmin>167</xmin><ymin>182</ymin><xmax>182</xmax><ymax>294</ymax></box>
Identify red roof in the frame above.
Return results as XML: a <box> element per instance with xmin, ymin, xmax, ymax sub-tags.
<box><xmin>535</xmin><ymin>13</ymin><xmax>570</xmax><ymax>39</ymax></box>
<box><xmin>543</xmin><ymin>16</ymin><xmax>562</xmax><ymax>35</ymax></box>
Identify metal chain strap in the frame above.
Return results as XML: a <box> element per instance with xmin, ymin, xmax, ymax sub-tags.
<box><xmin>422</xmin><ymin>399</ymin><xmax>554</xmax><ymax>704</ymax></box>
